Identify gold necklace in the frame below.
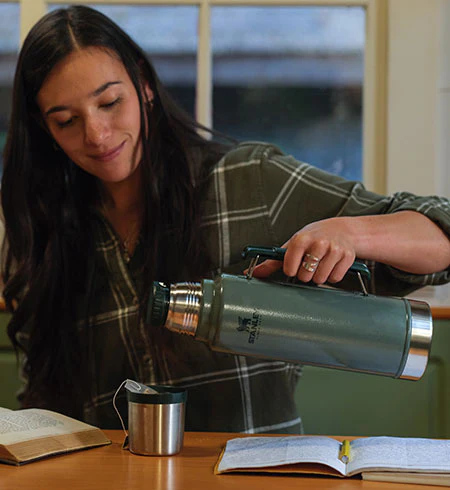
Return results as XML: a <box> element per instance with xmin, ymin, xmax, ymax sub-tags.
<box><xmin>100</xmin><ymin>202</ymin><xmax>141</xmax><ymax>263</ymax></box>
<box><xmin>121</xmin><ymin>221</ymin><xmax>140</xmax><ymax>263</ymax></box>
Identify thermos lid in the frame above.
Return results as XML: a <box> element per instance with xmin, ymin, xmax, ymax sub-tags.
<box><xmin>147</xmin><ymin>282</ymin><xmax>170</xmax><ymax>326</ymax></box>
<box><xmin>127</xmin><ymin>385</ymin><xmax>187</xmax><ymax>404</ymax></box>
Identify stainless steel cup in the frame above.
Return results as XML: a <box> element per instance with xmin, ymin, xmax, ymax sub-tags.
<box><xmin>127</xmin><ymin>385</ymin><xmax>187</xmax><ymax>456</ymax></box>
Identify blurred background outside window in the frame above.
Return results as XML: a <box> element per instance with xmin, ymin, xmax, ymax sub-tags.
<box><xmin>0</xmin><ymin>3</ymin><xmax>19</xmax><ymax>172</ymax></box>
<box><xmin>211</xmin><ymin>6</ymin><xmax>365</xmax><ymax>180</ymax></box>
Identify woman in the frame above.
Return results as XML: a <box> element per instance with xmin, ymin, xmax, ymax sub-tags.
<box><xmin>2</xmin><ymin>5</ymin><xmax>450</xmax><ymax>431</ymax></box>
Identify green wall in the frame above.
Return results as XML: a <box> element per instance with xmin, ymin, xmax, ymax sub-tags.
<box><xmin>0</xmin><ymin>313</ymin><xmax>20</xmax><ymax>409</ymax></box>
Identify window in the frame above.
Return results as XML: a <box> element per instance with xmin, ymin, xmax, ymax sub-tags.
<box><xmin>14</xmin><ymin>1</ymin><xmax>390</xmax><ymax>193</ymax></box>
<box><xmin>0</xmin><ymin>2</ymin><xmax>20</xmax><ymax>171</ymax></box>
<box><xmin>211</xmin><ymin>6</ymin><xmax>365</xmax><ymax>180</ymax></box>
<box><xmin>51</xmin><ymin>3</ymin><xmax>365</xmax><ymax>181</ymax></box>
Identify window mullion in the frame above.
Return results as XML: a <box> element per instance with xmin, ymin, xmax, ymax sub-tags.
<box><xmin>363</xmin><ymin>0</ymin><xmax>387</xmax><ymax>194</ymax></box>
<box><xmin>20</xmin><ymin>0</ymin><xmax>46</xmax><ymax>44</ymax></box>
<box><xmin>196</xmin><ymin>0</ymin><xmax>212</xmax><ymax>130</ymax></box>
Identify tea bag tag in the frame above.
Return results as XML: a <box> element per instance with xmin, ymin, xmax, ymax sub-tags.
<box><xmin>124</xmin><ymin>379</ymin><xmax>158</xmax><ymax>395</ymax></box>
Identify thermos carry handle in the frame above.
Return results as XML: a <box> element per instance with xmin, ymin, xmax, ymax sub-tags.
<box><xmin>242</xmin><ymin>245</ymin><xmax>371</xmax><ymax>294</ymax></box>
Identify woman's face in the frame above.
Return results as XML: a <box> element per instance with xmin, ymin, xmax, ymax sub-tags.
<box><xmin>37</xmin><ymin>47</ymin><xmax>151</xmax><ymax>185</ymax></box>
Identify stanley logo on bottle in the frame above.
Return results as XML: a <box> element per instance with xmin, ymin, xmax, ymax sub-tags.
<box><xmin>237</xmin><ymin>311</ymin><xmax>261</xmax><ymax>344</ymax></box>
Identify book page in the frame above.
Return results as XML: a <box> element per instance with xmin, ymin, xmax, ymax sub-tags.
<box><xmin>0</xmin><ymin>408</ymin><xmax>97</xmax><ymax>446</ymax></box>
<box><xmin>348</xmin><ymin>437</ymin><xmax>450</xmax><ymax>476</ymax></box>
<box><xmin>216</xmin><ymin>436</ymin><xmax>346</xmax><ymax>475</ymax></box>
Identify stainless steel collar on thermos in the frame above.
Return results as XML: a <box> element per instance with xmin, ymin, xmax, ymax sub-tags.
<box><xmin>401</xmin><ymin>299</ymin><xmax>433</xmax><ymax>380</ymax></box>
<box><xmin>164</xmin><ymin>282</ymin><xmax>202</xmax><ymax>336</ymax></box>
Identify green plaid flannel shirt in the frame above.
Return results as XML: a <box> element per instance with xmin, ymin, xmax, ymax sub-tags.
<box><xmin>81</xmin><ymin>142</ymin><xmax>450</xmax><ymax>431</ymax></box>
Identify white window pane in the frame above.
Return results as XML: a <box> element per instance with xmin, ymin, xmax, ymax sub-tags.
<box><xmin>212</xmin><ymin>6</ymin><xmax>365</xmax><ymax>181</ymax></box>
<box><xmin>50</xmin><ymin>4</ymin><xmax>198</xmax><ymax>117</ymax></box>
<box><xmin>0</xmin><ymin>3</ymin><xmax>20</xmax><ymax>172</ymax></box>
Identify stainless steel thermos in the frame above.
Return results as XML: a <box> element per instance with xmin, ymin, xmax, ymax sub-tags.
<box><xmin>149</xmin><ymin>247</ymin><xmax>433</xmax><ymax>380</ymax></box>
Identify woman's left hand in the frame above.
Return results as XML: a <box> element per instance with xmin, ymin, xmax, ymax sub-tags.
<box><xmin>250</xmin><ymin>218</ymin><xmax>357</xmax><ymax>284</ymax></box>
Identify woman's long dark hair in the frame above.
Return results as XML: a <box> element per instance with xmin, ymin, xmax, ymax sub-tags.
<box><xmin>1</xmin><ymin>5</ymin><xmax>231</xmax><ymax>417</ymax></box>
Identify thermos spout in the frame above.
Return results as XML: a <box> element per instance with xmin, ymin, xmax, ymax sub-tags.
<box><xmin>149</xmin><ymin>281</ymin><xmax>202</xmax><ymax>336</ymax></box>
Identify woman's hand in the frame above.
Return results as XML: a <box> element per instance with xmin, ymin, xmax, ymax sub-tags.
<box><xmin>251</xmin><ymin>218</ymin><xmax>357</xmax><ymax>284</ymax></box>
<box><xmin>250</xmin><ymin>211</ymin><xmax>450</xmax><ymax>283</ymax></box>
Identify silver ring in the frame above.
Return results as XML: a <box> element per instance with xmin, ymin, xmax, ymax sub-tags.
<box><xmin>302</xmin><ymin>261</ymin><xmax>318</xmax><ymax>272</ymax></box>
<box><xmin>302</xmin><ymin>253</ymin><xmax>320</xmax><ymax>273</ymax></box>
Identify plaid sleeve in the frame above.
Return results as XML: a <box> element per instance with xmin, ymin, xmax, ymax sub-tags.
<box><xmin>202</xmin><ymin>142</ymin><xmax>450</xmax><ymax>293</ymax></box>
<box><xmin>257</xmin><ymin>145</ymin><xmax>450</xmax><ymax>293</ymax></box>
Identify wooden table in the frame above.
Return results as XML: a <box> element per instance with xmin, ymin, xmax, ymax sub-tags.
<box><xmin>0</xmin><ymin>431</ymin><xmax>440</xmax><ymax>489</ymax></box>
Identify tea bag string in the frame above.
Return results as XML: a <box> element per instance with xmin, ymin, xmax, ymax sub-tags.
<box><xmin>112</xmin><ymin>379</ymin><xmax>128</xmax><ymax>437</ymax></box>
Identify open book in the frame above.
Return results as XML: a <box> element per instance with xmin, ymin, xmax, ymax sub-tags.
<box><xmin>215</xmin><ymin>435</ymin><xmax>450</xmax><ymax>486</ymax></box>
<box><xmin>0</xmin><ymin>407</ymin><xmax>111</xmax><ymax>465</ymax></box>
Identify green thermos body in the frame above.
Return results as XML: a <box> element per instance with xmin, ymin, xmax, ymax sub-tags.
<box><xmin>150</xmin><ymin>274</ymin><xmax>432</xmax><ymax>380</ymax></box>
